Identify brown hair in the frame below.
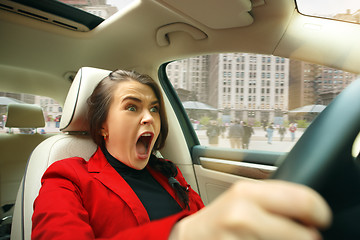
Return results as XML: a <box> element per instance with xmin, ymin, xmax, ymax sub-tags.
<box><xmin>87</xmin><ymin>69</ymin><xmax>168</xmax><ymax>151</ymax></box>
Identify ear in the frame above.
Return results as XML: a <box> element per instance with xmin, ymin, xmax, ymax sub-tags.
<box><xmin>100</xmin><ymin>129</ymin><xmax>105</xmax><ymax>136</ymax></box>
<box><xmin>100</xmin><ymin>124</ymin><xmax>108</xmax><ymax>136</ymax></box>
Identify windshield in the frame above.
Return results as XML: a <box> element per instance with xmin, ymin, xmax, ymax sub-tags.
<box><xmin>296</xmin><ymin>0</ymin><xmax>360</xmax><ymax>24</ymax></box>
<box><xmin>58</xmin><ymin>0</ymin><xmax>135</xmax><ymax>19</ymax></box>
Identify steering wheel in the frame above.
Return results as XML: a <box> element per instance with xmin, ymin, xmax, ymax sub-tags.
<box><xmin>271</xmin><ymin>78</ymin><xmax>360</xmax><ymax>239</ymax></box>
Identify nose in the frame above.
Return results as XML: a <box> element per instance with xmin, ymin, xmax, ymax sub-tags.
<box><xmin>140</xmin><ymin>109</ymin><xmax>154</xmax><ymax>125</ymax></box>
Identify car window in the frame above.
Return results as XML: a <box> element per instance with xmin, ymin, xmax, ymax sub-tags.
<box><xmin>0</xmin><ymin>92</ymin><xmax>62</xmax><ymax>134</ymax></box>
<box><xmin>296</xmin><ymin>0</ymin><xmax>360</xmax><ymax>25</ymax></box>
<box><xmin>165</xmin><ymin>53</ymin><xmax>359</xmax><ymax>152</ymax></box>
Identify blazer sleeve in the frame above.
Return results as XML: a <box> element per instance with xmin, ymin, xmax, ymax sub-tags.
<box><xmin>32</xmin><ymin>159</ymin><xmax>200</xmax><ymax>240</ymax></box>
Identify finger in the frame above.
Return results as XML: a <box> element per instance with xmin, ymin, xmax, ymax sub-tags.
<box><xmin>185</xmin><ymin>199</ymin><xmax>322</xmax><ymax>240</ymax></box>
<box><xmin>242</xmin><ymin>200</ymin><xmax>323</xmax><ymax>240</ymax></box>
<box><xmin>219</xmin><ymin>198</ymin><xmax>323</xmax><ymax>240</ymax></box>
<box><xmin>231</xmin><ymin>180</ymin><xmax>332</xmax><ymax>229</ymax></box>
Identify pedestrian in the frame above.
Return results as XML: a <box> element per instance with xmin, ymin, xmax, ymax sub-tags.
<box><xmin>2</xmin><ymin>114</ymin><xmax>6</xmax><ymax>129</ymax></box>
<box><xmin>242</xmin><ymin>122</ymin><xmax>254</xmax><ymax>149</ymax></box>
<box><xmin>55</xmin><ymin>115</ymin><xmax>61</xmax><ymax>128</ymax></box>
<box><xmin>278</xmin><ymin>125</ymin><xmax>286</xmax><ymax>141</ymax></box>
<box><xmin>206</xmin><ymin>120</ymin><xmax>220</xmax><ymax>145</ymax></box>
<box><xmin>262</xmin><ymin>119</ymin><xmax>268</xmax><ymax>131</ymax></box>
<box><xmin>228</xmin><ymin>120</ymin><xmax>243</xmax><ymax>148</ymax></box>
<box><xmin>220</xmin><ymin>123</ymin><xmax>226</xmax><ymax>138</ymax></box>
<box><xmin>289</xmin><ymin>123</ymin><xmax>297</xmax><ymax>141</ymax></box>
<box><xmin>266</xmin><ymin>122</ymin><xmax>275</xmax><ymax>144</ymax></box>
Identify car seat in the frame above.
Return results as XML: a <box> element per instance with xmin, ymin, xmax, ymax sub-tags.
<box><xmin>11</xmin><ymin>67</ymin><xmax>111</xmax><ymax>240</ymax></box>
<box><xmin>1</xmin><ymin>103</ymin><xmax>47</xmax><ymax>240</ymax></box>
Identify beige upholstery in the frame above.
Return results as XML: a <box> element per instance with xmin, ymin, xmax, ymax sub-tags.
<box><xmin>5</xmin><ymin>104</ymin><xmax>45</xmax><ymax>129</ymax></box>
<box><xmin>11</xmin><ymin>67</ymin><xmax>111</xmax><ymax>240</ymax></box>
<box><xmin>1</xmin><ymin>104</ymin><xmax>47</xmax><ymax>207</ymax></box>
<box><xmin>60</xmin><ymin>67</ymin><xmax>112</xmax><ymax>132</ymax></box>
<box><xmin>1</xmin><ymin>103</ymin><xmax>49</xmax><ymax>239</ymax></box>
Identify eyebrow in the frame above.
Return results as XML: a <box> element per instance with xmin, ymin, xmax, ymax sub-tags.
<box><xmin>122</xmin><ymin>96</ymin><xmax>159</xmax><ymax>105</ymax></box>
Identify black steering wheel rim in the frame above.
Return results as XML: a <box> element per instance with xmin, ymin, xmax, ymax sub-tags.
<box><xmin>271</xmin><ymin>78</ymin><xmax>360</xmax><ymax>239</ymax></box>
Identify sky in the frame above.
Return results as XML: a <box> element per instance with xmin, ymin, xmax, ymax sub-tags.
<box><xmin>297</xmin><ymin>0</ymin><xmax>360</xmax><ymax>16</ymax></box>
<box><xmin>105</xmin><ymin>0</ymin><xmax>360</xmax><ymax>19</ymax></box>
<box><xmin>106</xmin><ymin>0</ymin><xmax>135</xmax><ymax>11</ymax></box>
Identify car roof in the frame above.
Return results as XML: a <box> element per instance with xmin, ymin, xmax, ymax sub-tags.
<box><xmin>1</xmin><ymin>0</ymin><xmax>359</xmax><ymax>103</ymax></box>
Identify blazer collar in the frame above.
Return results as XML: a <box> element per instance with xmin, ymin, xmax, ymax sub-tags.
<box><xmin>88</xmin><ymin>147</ymin><xmax>150</xmax><ymax>224</ymax></box>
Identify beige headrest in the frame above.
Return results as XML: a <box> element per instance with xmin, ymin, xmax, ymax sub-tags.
<box><xmin>5</xmin><ymin>103</ymin><xmax>45</xmax><ymax>128</ymax></box>
<box><xmin>60</xmin><ymin>67</ymin><xmax>111</xmax><ymax>132</ymax></box>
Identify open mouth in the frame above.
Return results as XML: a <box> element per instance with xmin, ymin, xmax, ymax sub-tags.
<box><xmin>136</xmin><ymin>133</ymin><xmax>153</xmax><ymax>157</ymax></box>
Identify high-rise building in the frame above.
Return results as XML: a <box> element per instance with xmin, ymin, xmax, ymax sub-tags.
<box><xmin>212</xmin><ymin>53</ymin><xmax>289</xmax><ymax>123</ymax></box>
<box><xmin>167</xmin><ymin>53</ymin><xmax>290</xmax><ymax>124</ymax></box>
<box><xmin>289</xmin><ymin>60</ymin><xmax>358</xmax><ymax>110</ymax></box>
<box><xmin>60</xmin><ymin>0</ymin><xmax>118</xmax><ymax>18</ymax></box>
<box><xmin>333</xmin><ymin>9</ymin><xmax>360</xmax><ymax>24</ymax></box>
<box><xmin>166</xmin><ymin>56</ymin><xmax>209</xmax><ymax>103</ymax></box>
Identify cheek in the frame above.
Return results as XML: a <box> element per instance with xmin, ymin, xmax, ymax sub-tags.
<box><xmin>105</xmin><ymin>113</ymin><xmax>137</xmax><ymax>139</ymax></box>
<box><xmin>154</xmin><ymin>116</ymin><xmax>162</xmax><ymax>139</ymax></box>
<box><xmin>111</xmin><ymin>118</ymin><xmax>136</xmax><ymax>136</ymax></box>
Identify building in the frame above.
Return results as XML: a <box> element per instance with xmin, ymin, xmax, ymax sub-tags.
<box><xmin>167</xmin><ymin>53</ymin><xmax>290</xmax><ymax>124</ymax></box>
<box><xmin>289</xmin><ymin>60</ymin><xmax>358</xmax><ymax>110</ymax></box>
<box><xmin>212</xmin><ymin>53</ymin><xmax>289</xmax><ymax>124</ymax></box>
<box><xmin>35</xmin><ymin>96</ymin><xmax>62</xmax><ymax>123</ymax></box>
<box><xmin>333</xmin><ymin>9</ymin><xmax>360</xmax><ymax>24</ymax></box>
<box><xmin>166</xmin><ymin>56</ymin><xmax>210</xmax><ymax>103</ymax></box>
<box><xmin>59</xmin><ymin>0</ymin><xmax>117</xmax><ymax>19</ymax></box>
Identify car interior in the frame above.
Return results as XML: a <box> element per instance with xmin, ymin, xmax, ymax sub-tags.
<box><xmin>1</xmin><ymin>0</ymin><xmax>360</xmax><ymax>239</ymax></box>
<box><xmin>0</xmin><ymin>102</ymin><xmax>57</xmax><ymax>238</ymax></box>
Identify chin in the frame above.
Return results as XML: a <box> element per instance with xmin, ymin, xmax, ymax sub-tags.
<box><xmin>132</xmin><ymin>159</ymin><xmax>150</xmax><ymax>170</ymax></box>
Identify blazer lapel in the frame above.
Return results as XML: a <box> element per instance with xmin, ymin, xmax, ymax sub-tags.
<box><xmin>88</xmin><ymin>148</ymin><xmax>150</xmax><ymax>224</ymax></box>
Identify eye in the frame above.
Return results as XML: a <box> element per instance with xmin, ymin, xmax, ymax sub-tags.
<box><xmin>126</xmin><ymin>105</ymin><xmax>137</xmax><ymax>112</ymax></box>
<box><xmin>150</xmin><ymin>106</ymin><xmax>159</xmax><ymax>113</ymax></box>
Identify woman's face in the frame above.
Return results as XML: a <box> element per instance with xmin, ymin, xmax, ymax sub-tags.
<box><xmin>102</xmin><ymin>80</ymin><xmax>161</xmax><ymax>170</ymax></box>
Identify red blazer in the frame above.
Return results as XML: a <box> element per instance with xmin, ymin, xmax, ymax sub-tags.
<box><xmin>32</xmin><ymin>147</ymin><xmax>204</xmax><ymax>239</ymax></box>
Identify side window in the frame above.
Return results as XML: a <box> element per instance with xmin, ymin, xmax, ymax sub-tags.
<box><xmin>0</xmin><ymin>92</ymin><xmax>62</xmax><ymax>134</ymax></box>
<box><xmin>165</xmin><ymin>53</ymin><xmax>358</xmax><ymax>152</ymax></box>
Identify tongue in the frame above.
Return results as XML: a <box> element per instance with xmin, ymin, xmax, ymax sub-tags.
<box><xmin>136</xmin><ymin>140</ymin><xmax>147</xmax><ymax>155</ymax></box>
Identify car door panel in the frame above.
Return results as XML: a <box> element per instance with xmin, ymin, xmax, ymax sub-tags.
<box><xmin>191</xmin><ymin>146</ymin><xmax>284</xmax><ymax>205</ymax></box>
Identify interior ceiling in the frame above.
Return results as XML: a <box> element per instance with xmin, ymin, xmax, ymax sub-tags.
<box><xmin>0</xmin><ymin>0</ymin><xmax>298</xmax><ymax>101</ymax></box>
<box><xmin>0</xmin><ymin>0</ymin><xmax>293</xmax><ymax>75</ymax></box>
<box><xmin>1</xmin><ymin>0</ymin><xmax>359</xmax><ymax>103</ymax></box>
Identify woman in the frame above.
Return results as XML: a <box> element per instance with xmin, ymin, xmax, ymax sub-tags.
<box><xmin>32</xmin><ymin>70</ymin><xmax>331</xmax><ymax>239</ymax></box>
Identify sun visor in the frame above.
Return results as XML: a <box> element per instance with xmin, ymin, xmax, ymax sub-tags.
<box><xmin>161</xmin><ymin>0</ymin><xmax>255</xmax><ymax>29</ymax></box>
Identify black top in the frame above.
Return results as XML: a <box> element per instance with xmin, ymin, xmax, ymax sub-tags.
<box><xmin>103</xmin><ymin>148</ymin><xmax>182</xmax><ymax>220</ymax></box>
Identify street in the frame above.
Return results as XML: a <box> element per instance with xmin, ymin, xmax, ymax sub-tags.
<box><xmin>196</xmin><ymin>127</ymin><xmax>304</xmax><ymax>152</ymax></box>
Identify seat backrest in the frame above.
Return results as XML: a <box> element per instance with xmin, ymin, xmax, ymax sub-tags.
<box><xmin>11</xmin><ymin>67</ymin><xmax>111</xmax><ymax>240</ymax></box>
<box><xmin>0</xmin><ymin>103</ymin><xmax>50</xmax><ymax>239</ymax></box>
<box><xmin>5</xmin><ymin>103</ymin><xmax>45</xmax><ymax>131</ymax></box>
<box><xmin>0</xmin><ymin>103</ymin><xmax>48</xmax><ymax>212</ymax></box>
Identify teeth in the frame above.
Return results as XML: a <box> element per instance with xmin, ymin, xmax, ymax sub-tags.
<box><xmin>142</xmin><ymin>133</ymin><xmax>151</xmax><ymax>137</ymax></box>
